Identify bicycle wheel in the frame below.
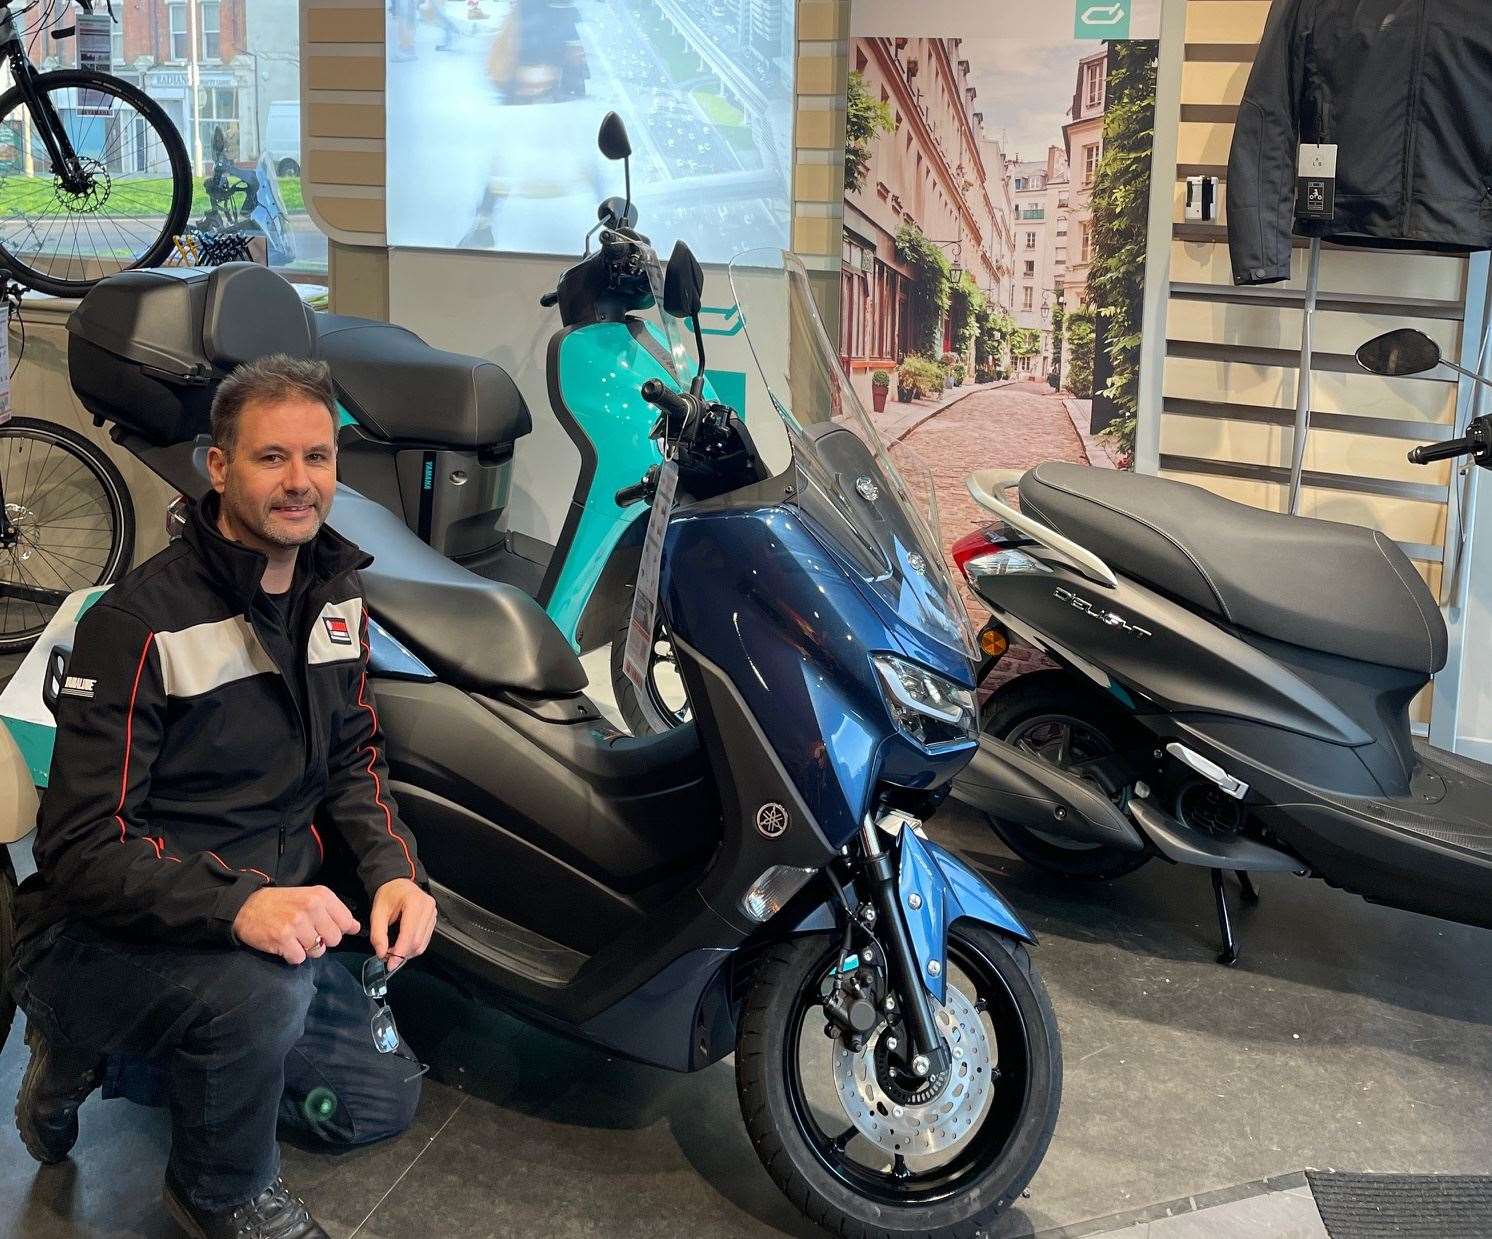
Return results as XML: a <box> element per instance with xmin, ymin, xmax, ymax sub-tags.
<box><xmin>0</xmin><ymin>418</ymin><xmax>134</xmax><ymax>653</ymax></box>
<box><xmin>0</xmin><ymin>70</ymin><xmax>192</xmax><ymax>297</ymax></box>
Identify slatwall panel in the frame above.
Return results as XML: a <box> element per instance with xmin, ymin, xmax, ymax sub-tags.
<box><xmin>301</xmin><ymin>0</ymin><xmax>387</xmax><ymax>246</ymax></box>
<box><xmin>793</xmin><ymin>1</ymin><xmax>850</xmax><ymax>273</ymax></box>
<box><xmin>1161</xmin><ymin>0</ymin><xmax>1473</xmax><ymax>599</ymax></box>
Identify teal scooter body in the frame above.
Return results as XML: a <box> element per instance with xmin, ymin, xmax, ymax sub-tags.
<box><xmin>542</xmin><ymin>318</ymin><xmax>716</xmax><ymax>648</ymax></box>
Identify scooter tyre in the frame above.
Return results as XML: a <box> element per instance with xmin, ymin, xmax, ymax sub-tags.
<box><xmin>1</xmin><ymin>847</ymin><xmax>17</xmax><ymax>1053</ymax></box>
<box><xmin>981</xmin><ymin>672</ymin><xmax>1151</xmax><ymax>881</ymax></box>
<box><xmin>736</xmin><ymin>925</ymin><xmax>1061</xmax><ymax>1239</ymax></box>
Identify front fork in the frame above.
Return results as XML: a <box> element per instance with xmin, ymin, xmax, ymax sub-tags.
<box><xmin>858</xmin><ymin>816</ymin><xmax>953</xmax><ymax>1080</ymax></box>
<box><xmin>8</xmin><ymin>53</ymin><xmax>87</xmax><ymax>189</ymax></box>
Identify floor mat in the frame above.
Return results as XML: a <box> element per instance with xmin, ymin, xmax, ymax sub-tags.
<box><xmin>1307</xmin><ymin>1171</ymin><xmax>1492</xmax><ymax>1238</ymax></box>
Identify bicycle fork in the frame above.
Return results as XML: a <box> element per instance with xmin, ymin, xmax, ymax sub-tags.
<box><xmin>5</xmin><ymin>50</ymin><xmax>90</xmax><ymax>192</ymax></box>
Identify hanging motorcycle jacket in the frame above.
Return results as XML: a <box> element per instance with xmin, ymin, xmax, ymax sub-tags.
<box><xmin>1226</xmin><ymin>0</ymin><xmax>1492</xmax><ymax>285</ymax></box>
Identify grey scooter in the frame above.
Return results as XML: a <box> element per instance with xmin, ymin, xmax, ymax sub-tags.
<box><xmin>952</xmin><ymin>328</ymin><xmax>1492</xmax><ymax>964</ymax></box>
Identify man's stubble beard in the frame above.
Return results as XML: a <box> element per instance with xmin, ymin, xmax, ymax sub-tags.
<box><xmin>223</xmin><ymin>477</ymin><xmax>326</xmax><ymax>549</ymax></box>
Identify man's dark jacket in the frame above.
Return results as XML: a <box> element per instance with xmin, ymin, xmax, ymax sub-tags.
<box><xmin>16</xmin><ymin>491</ymin><xmax>426</xmax><ymax>946</ymax></box>
<box><xmin>1227</xmin><ymin>0</ymin><xmax>1492</xmax><ymax>285</ymax></box>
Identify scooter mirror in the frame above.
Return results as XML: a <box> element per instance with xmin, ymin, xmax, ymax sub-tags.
<box><xmin>597</xmin><ymin>195</ymin><xmax>638</xmax><ymax>230</ymax></box>
<box><xmin>211</xmin><ymin>125</ymin><xmax>227</xmax><ymax>159</ymax></box>
<box><xmin>597</xmin><ymin>112</ymin><xmax>632</xmax><ymax>161</ymax></box>
<box><xmin>1356</xmin><ymin>328</ymin><xmax>1442</xmax><ymax>377</ymax></box>
<box><xmin>663</xmin><ymin>240</ymin><xmax>704</xmax><ymax>320</ymax></box>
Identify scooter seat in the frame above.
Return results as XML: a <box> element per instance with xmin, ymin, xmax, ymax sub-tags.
<box><xmin>315</xmin><ymin>313</ymin><xmax>532</xmax><ymax>452</ymax></box>
<box><xmin>327</xmin><ymin>485</ymin><xmax>586</xmax><ymax>697</ymax></box>
<box><xmin>1018</xmin><ymin>462</ymin><xmax>1447</xmax><ymax>674</ymax></box>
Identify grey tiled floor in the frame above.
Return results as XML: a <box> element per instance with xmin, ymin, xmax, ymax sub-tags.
<box><xmin>4</xmin><ymin>650</ymin><xmax>1492</xmax><ymax>1236</ymax></box>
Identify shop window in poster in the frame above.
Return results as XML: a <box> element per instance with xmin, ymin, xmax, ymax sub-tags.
<box><xmin>385</xmin><ymin>0</ymin><xmax>795</xmax><ymax>264</ymax></box>
<box><xmin>843</xmin><ymin>0</ymin><xmax>1161</xmax><ymax>681</ymax></box>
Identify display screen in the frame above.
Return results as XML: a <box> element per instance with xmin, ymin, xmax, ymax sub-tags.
<box><xmin>385</xmin><ymin>0</ymin><xmax>795</xmax><ymax>262</ymax></box>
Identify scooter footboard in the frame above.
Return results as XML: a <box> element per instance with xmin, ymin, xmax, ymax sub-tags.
<box><xmin>896</xmin><ymin>824</ymin><xmax>1034</xmax><ymax>1007</ymax></box>
<box><xmin>1271</xmin><ymin>798</ymin><xmax>1492</xmax><ymax>932</ymax></box>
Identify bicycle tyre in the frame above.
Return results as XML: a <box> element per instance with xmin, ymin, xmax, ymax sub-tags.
<box><xmin>0</xmin><ymin>69</ymin><xmax>192</xmax><ymax>297</ymax></box>
<box><xmin>0</xmin><ymin>417</ymin><xmax>134</xmax><ymax>654</ymax></box>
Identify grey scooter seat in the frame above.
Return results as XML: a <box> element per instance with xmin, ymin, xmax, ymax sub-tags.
<box><xmin>328</xmin><ymin>485</ymin><xmax>586</xmax><ymax>698</ymax></box>
<box><xmin>1018</xmin><ymin>463</ymin><xmax>1447</xmax><ymax>675</ymax></box>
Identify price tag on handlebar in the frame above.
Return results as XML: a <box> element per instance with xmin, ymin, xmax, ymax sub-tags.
<box><xmin>622</xmin><ymin>457</ymin><xmax>679</xmax><ymax>698</ymax></box>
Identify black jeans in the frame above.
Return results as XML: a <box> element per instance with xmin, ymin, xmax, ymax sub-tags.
<box><xmin>11</xmin><ymin>921</ymin><xmax>422</xmax><ymax>1211</ymax></box>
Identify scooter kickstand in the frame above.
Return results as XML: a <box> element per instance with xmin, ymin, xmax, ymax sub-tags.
<box><xmin>1211</xmin><ymin>869</ymin><xmax>1239</xmax><ymax>966</ymax></box>
<box><xmin>1237</xmin><ymin>870</ymin><xmax>1260</xmax><ymax>905</ymax></box>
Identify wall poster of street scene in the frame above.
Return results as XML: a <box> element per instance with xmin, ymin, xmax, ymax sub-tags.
<box><xmin>843</xmin><ymin>0</ymin><xmax>1160</xmax><ymax>673</ymax></box>
<box><xmin>386</xmin><ymin>0</ymin><xmax>794</xmax><ymax>263</ymax></box>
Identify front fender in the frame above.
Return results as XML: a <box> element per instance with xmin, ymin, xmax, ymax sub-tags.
<box><xmin>897</xmin><ymin>825</ymin><xmax>1034</xmax><ymax>1006</ymax></box>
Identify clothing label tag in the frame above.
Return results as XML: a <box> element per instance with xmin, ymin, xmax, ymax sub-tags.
<box><xmin>1296</xmin><ymin>143</ymin><xmax>1338</xmax><ymax>219</ymax></box>
<box><xmin>622</xmin><ymin>457</ymin><xmax>679</xmax><ymax>698</ymax></box>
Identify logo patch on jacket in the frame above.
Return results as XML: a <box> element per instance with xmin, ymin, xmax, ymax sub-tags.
<box><xmin>59</xmin><ymin>675</ymin><xmax>97</xmax><ymax>699</ymax></box>
<box><xmin>323</xmin><ymin>616</ymin><xmax>353</xmax><ymax>646</ymax></box>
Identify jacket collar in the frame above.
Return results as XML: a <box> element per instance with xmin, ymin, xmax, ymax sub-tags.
<box><xmin>184</xmin><ymin>490</ymin><xmax>372</xmax><ymax>610</ymax></box>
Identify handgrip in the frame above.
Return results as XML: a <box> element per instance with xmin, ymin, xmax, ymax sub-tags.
<box><xmin>615</xmin><ymin>465</ymin><xmax>658</xmax><ymax>507</ymax></box>
<box><xmin>539</xmin><ymin>290</ymin><xmax>559</xmax><ymax>308</ymax></box>
<box><xmin>1408</xmin><ymin>436</ymin><xmax>1470</xmax><ymax>465</ymax></box>
<box><xmin>615</xmin><ymin>481</ymin><xmax>648</xmax><ymax>507</ymax></box>
<box><xmin>639</xmin><ymin>378</ymin><xmax>690</xmax><ymax>419</ymax></box>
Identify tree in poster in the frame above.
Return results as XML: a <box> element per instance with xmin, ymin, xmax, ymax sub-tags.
<box><xmin>846</xmin><ymin>71</ymin><xmax>895</xmax><ymax>195</ymax></box>
<box><xmin>1088</xmin><ymin>39</ymin><xmax>1158</xmax><ymax>458</ymax></box>
<box><xmin>895</xmin><ymin>221</ymin><xmax>953</xmax><ymax>357</ymax></box>
<box><xmin>1065</xmin><ymin>306</ymin><xmax>1095</xmax><ymax>398</ymax></box>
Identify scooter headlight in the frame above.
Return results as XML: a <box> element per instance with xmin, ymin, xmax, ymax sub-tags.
<box><xmin>872</xmin><ymin>654</ymin><xmax>977</xmax><ymax>751</ymax></box>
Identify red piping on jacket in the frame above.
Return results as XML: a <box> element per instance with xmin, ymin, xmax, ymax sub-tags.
<box><xmin>357</xmin><ymin>622</ymin><xmax>417</xmax><ymax>882</ymax></box>
<box><xmin>114</xmin><ymin>631</ymin><xmax>265</xmax><ymax>881</ymax></box>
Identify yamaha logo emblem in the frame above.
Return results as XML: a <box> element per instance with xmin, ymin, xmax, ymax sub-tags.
<box><xmin>756</xmin><ymin>802</ymin><xmax>789</xmax><ymax>838</ymax></box>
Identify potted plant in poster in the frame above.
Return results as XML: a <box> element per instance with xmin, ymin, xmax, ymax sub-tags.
<box><xmin>871</xmin><ymin>368</ymin><xmax>890</xmax><ymax>412</ymax></box>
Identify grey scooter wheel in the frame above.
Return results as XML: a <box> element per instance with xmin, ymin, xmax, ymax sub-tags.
<box><xmin>981</xmin><ymin>672</ymin><xmax>1150</xmax><ymax>880</ymax></box>
<box><xmin>737</xmin><ymin>925</ymin><xmax>1061</xmax><ymax>1239</ymax></box>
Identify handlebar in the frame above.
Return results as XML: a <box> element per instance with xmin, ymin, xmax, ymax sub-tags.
<box><xmin>615</xmin><ymin>463</ymin><xmax>659</xmax><ymax>508</ymax></box>
<box><xmin>538</xmin><ymin>290</ymin><xmax>559</xmax><ymax>308</ymax></box>
<box><xmin>1408</xmin><ymin>437</ymin><xmax>1472</xmax><ymax>465</ymax></box>
<box><xmin>1408</xmin><ymin>415</ymin><xmax>1491</xmax><ymax>466</ymax></box>
<box><xmin>639</xmin><ymin>378</ymin><xmax>692</xmax><ymax>420</ymax></box>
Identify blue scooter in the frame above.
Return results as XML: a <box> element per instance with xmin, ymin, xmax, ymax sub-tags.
<box><xmin>18</xmin><ymin>240</ymin><xmax>1064</xmax><ymax>1236</ymax></box>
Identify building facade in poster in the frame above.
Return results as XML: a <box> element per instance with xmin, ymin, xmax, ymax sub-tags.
<box><xmin>841</xmin><ymin>37</ymin><xmax>1015</xmax><ymax>409</ymax></box>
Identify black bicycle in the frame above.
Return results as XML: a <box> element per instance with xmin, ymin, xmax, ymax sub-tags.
<box><xmin>0</xmin><ymin>278</ymin><xmax>134</xmax><ymax>652</ymax></box>
<box><xmin>0</xmin><ymin>0</ymin><xmax>192</xmax><ymax>296</ymax></box>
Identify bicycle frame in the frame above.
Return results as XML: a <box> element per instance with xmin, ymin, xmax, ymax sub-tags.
<box><xmin>0</xmin><ymin>2</ymin><xmax>90</xmax><ymax>191</ymax></box>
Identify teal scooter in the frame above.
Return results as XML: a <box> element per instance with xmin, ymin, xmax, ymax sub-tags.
<box><xmin>90</xmin><ymin>113</ymin><xmax>710</xmax><ymax>721</ymax></box>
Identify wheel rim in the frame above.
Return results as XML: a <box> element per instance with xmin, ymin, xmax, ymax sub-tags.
<box><xmin>0</xmin><ymin>428</ymin><xmax>124</xmax><ymax>643</ymax></box>
<box><xmin>644</xmin><ymin>629</ymin><xmax>691</xmax><ymax>725</ymax></box>
<box><xmin>1003</xmin><ymin>712</ymin><xmax>1120</xmax><ymax>853</ymax></box>
<box><xmin>0</xmin><ymin>75</ymin><xmax>188</xmax><ymax>290</ymax></box>
<box><xmin>783</xmin><ymin>935</ymin><xmax>1031</xmax><ymax>1207</ymax></box>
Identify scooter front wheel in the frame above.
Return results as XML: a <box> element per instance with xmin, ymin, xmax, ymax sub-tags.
<box><xmin>609</xmin><ymin>616</ymin><xmax>691</xmax><ymax>735</ymax></box>
<box><xmin>736</xmin><ymin>924</ymin><xmax>1061</xmax><ymax>1239</ymax></box>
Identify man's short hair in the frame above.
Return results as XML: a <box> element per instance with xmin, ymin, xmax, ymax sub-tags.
<box><xmin>210</xmin><ymin>354</ymin><xmax>338</xmax><ymax>453</ymax></box>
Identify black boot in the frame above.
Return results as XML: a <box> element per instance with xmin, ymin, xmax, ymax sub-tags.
<box><xmin>14</xmin><ymin>1021</ymin><xmax>103</xmax><ymax>1163</ymax></box>
<box><xmin>163</xmin><ymin>1174</ymin><xmax>330</xmax><ymax>1239</ymax></box>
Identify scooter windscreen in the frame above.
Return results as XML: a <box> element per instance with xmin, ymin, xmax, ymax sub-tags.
<box><xmin>729</xmin><ymin>248</ymin><xmax>976</xmax><ymax>666</ymax></box>
<box><xmin>638</xmin><ymin>236</ymin><xmax>690</xmax><ymax>386</ymax></box>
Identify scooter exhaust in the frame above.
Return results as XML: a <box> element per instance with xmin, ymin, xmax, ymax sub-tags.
<box><xmin>953</xmin><ymin>734</ymin><xmax>1147</xmax><ymax>853</ymax></box>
